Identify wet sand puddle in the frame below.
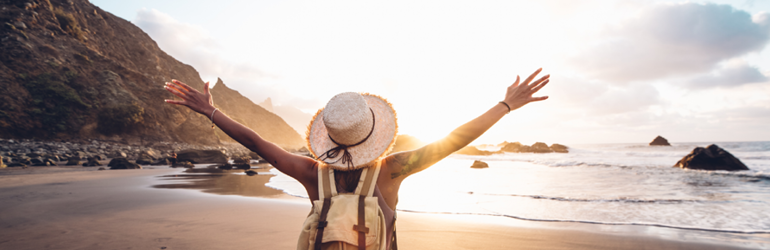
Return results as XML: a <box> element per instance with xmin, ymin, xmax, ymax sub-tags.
<box><xmin>153</xmin><ymin>163</ymin><xmax>285</xmax><ymax>197</ymax></box>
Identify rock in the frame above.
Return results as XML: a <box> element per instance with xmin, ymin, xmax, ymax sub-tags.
<box><xmin>171</xmin><ymin>161</ymin><xmax>194</xmax><ymax>168</ymax></box>
<box><xmin>13</xmin><ymin>156</ymin><xmax>31</xmax><ymax>165</ymax></box>
<box><xmin>650</xmin><ymin>136</ymin><xmax>671</xmax><ymax>146</ymax></box>
<box><xmin>550</xmin><ymin>143</ymin><xmax>569</xmax><ymax>153</ymax></box>
<box><xmin>217</xmin><ymin>163</ymin><xmax>234</xmax><ymax>170</ymax></box>
<box><xmin>150</xmin><ymin>158</ymin><xmax>170</xmax><ymax>165</ymax></box>
<box><xmin>108</xmin><ymin>151</ymin><xmax>127</xmax><ymax>158</ymax></box>
<box><xmin>177</xmin><ymin>149</ymin><xmax>228</xmax><ymax>164</ymax></box>
<box><xmin>13</xmin><ymin>21</ymin><xmax>26</xmax><ymax>29</ymax></box>
<box><xmin>83</xmin><ymin>158</ymin><xmax>102</xmax><ymax>167</ymax></box>
<box><xmin>500</xmin><ymin>142</ymin><xmax>523</xmax><ymax>152</ymax></box>
<box><xmin>232</xmin><ymin>156</ymin><xmax>251</xmax><ymax>169</ymax></box>
<box><xmin>470</xmin><ymin>160</ymin><xmax>489</xmax><ymax>169</ymax></box>
<box><xmin>7</xmin><ymin>162</ymin><xmax>26</xmax><ymax>168</ymax></box>
<box><xmin>65</xmin><ymin>157</ymin><xmax>81</xmax><ymax>166</ymax></box>
<box><xmin>531</xmin><ymin>142</ymin><xmax>553</xmax><ymax>153</ymax></box>
<box><xmin>98</xmin><ymin>167</ymin><xmax>106</xmax><ymax>170</ymax></box>
<box><xmin>518</xmin><ymin>145</ymin><xmax>533</xmax><ymax>153</ymax></box>
<box><xmin>455</xmin><ymin>146</ymin><xmax>499</xmax><ymax>156</ymax></box>
<box><xmin>245</xmin><ymin>170</ymin><xmax>258</xmax><ymax>176</ymax></box>
<box><xmin>135</xmin><ymin>153</ymin><xmax>154</xmax><ymax>165</ymax></box>
<box><xmin>108</xmin><ymin>158</ymin><xmax>141</xmax><ymax>169</ymax></box>
<box><xmin>674</xmin><ymin>144</ymin><xmax>749</xmax><ymax>171</ymax></box>
<box><xmin>0</xmin><ymin>156</ymin><xmax>5</xmax><ymax>168</ymax></box>
<box><xmin>30</xmin><ymin>157</ymin><xmax>45</xmax><ymax>166</ymax></box>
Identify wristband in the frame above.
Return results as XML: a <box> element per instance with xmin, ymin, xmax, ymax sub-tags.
<box><xmin>498</xmin><ymin>101</ymin><xmax>511</xmax><ymax>113</ymax></box>
<box><xmin>210</xmin><ymin>108</ymin><xmax>219</xmax><ymax>129</ymax></box>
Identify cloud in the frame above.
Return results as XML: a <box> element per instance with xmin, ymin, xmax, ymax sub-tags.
<box><xmin>685</xmin><ymin>62</ymin><xmax>768</xmax><ymax>89</ymax></box>
<box><xmin>132</xmin><ymin>8</ymin><xmax>322</xmax><ymax>109</ymax></box>
<box><xmin>569</xmin><ymin>3</ymin><xmax>770</xmax><ymax>82</ymax></box>
<box><xmin>549</xmin><ymin>76</ymin><xmax>661</xmax><ymax>116</ymax></box>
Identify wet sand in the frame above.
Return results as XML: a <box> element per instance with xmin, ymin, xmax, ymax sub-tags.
<box><xmin>0</xmin><ymin>167</ymin><xmax>754</xmax><ymax>250</ymax></box>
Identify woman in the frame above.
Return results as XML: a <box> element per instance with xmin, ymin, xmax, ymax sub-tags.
<box><xmin>164</xmin><ymin>68</ymin><xmax>549</xmax><ymax>249</ymax></box>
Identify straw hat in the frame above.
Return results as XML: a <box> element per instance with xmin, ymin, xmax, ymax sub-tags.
<box><xmin>307</xmin><ymin>92</ymin><xmax>397</xmax><ymax>170</ymax></box>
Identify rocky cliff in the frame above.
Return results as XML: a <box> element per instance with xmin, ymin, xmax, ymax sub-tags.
<box><xmin>0</xmin><ymin>0</ymin><xmax>304</xmax><ymax>149</ymax></box>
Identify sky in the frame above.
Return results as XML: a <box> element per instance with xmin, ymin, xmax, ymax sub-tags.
<box><xmin>90</xmin><ymin>0</ymin><xmax>770</xmax><ymax>145</ymax></box>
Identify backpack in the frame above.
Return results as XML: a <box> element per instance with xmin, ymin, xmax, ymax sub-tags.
<box><xmin>297</xmin><ymin>161</ymin><xmax>387</xmax><ymax>250</ymax></box>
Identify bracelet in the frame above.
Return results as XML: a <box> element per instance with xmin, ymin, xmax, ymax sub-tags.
<box><xmin>210</xmin><ymin>108</ymin><xmax>219</xmax><ymax>129</ymax></box>
<box><xmin>498</xmin><ymin>101</ymin><xmax>511</xmax><ymax>113</ymax></box>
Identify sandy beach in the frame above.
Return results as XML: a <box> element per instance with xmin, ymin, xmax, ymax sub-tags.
<box><xmin>0</xmin><ymin>167</ymin><xmax>754</xmax><ymax>250</ymax></box>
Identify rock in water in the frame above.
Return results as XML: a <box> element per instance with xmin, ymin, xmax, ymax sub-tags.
<box><xmin>470</xmin><ymin>160</ymin><xmax>489</xmax><ymax>169</ymax></box>
<box><xmin>171</xmin><ymin>161</ymin><xmax>194</xmax><ymax>168</ymax></box>
<box><xmin>177</xmin><ymin>150</ymin><xmax>229</xmax><ymax>164</ymax></box>
<box><xmin>531</xmin><ymin>142</ymin><xmax>553</xmax><ymax>153</ymax></box>
<box><xmin>649</xmin><ymin>136</ymin><xmax>671</xmax><ymax>146</ymax></box>
<box><xmin>455</xmin><ymin>146</ymin><xmax>498</xmax><ymax>156</ymax></box>
<box><xmin>500</xmin><ymin>142</ymin><xmax>523</xmax><ymax>152</ymax></box>
<box><xmin>674</xmin><ymin>144</ymin><xmax>749</xmax><ymax>171</ymax></box>
<box><xmin>550</xmin><ymin>144</ymin><xmax>569</xmax><ymax>153</ymax></box>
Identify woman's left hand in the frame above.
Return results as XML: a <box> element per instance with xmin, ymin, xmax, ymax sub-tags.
<box><xmin>502</xmin><ymin>68</ymin><xmax>550</xmax><ymax>111</ymax></box>
<box><xmin>164</xmin><ymin>79</ymin><xmax>215</xmax><ymax>115</ymax></box>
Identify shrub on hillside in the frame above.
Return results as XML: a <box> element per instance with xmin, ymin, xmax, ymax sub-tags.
<box><xmin>97</xmin><ymin>102</ymin><xmax>145</xmax><ymax>135</ymax></box>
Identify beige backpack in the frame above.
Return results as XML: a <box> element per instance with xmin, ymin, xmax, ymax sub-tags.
<box><xmin>297</xmin><ymin>161</ymin><xmax>387</xmax><ymax>250</ymax></box>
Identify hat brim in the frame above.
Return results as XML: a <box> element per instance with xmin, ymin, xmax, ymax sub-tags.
<box><xmin>306</xmin><ymin>93</ymin><xmax>397</xmax><ymax>170</ymax></box>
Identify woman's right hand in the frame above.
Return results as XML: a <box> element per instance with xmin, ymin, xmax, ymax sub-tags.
<box><xmin>164</xmin><ymin>79</ymin><xmax>216</xmax><ymax>115</ymax></box>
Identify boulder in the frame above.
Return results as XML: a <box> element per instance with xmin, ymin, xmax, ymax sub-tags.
<box><xmin>217</xmin><ymin>163</ymin><xmax>234</xmax><ymax>170</ymax></box>
<box><xmin>135</xmin><ymin>153</ymin><xmax>154</xmax><ymax>165</ymax></box>
<box><xmin>674</xmin><ymin>144</ymin><xmax>749</xmax><ymax>171</ymax></box>
<box><xmin>245</xmin><ymin>170</ymin><xmax>258</xmax><ymax>176</ymax></box>
<box><xmin>233</xmin><ymin>156</ymin><xmax>251</xmax><ymax>169</ymax></box>
<box><xmin>650</xmin><ymin>136</ymin><xmax>671</xmax><ymax>146</ymax></box>
<box><xmin>13</xmin><ymin>156</ymin><xmax>31</xmax><ymax>165</ymax></box>
<box><xmin>65</xmin><ymin>157</ymin><xmax>81</xmax><ymax>166</ymax></box>
<box><xmin>530</xmin><ymin>142</ymin><xmax>553</xmax><ymax>153</ymax></box>
<box><xmin>171</xmin><ymin>161</ymin><xmax>194</xmax><ymax>168</ymax></box>
<box><xmin>150</xmin><ymin>158</ymin><xmax>170</xmax><ymax>166</ymax></box>
<box><xmin>83</xmin><ymin>158</ymin><xmax>102</xmax><ymax>167</ymax></box>
<box><xmin>500</xmin><ymin>142</ymin><xmax>523</xmax><ymax>153</ymax></box>
<box><xmin>455</xmin><ymin>146</ymin><xmax>499</xmax><ymax>156</ymax></box>
<box><xmin>7</xmin><ymin>162</ymin><xmax>26</xmax><ymax>168</ymax></box>
<box><xmin>177</xmin><ymin>149</ymin><xmax>228</xmax><ymax>164</ymax></box>
<box><xmin>550</xmin><ymin>143</ymin><xmax>569</xmax><ymax>153</ymax></box>
<box><xmin>470</xmin><ymin>160</ymin><xmax>489</xmax><ymax>169</ymax></box>
<box><xmin>108</xmin><ymin>158</ymin><xmax>141</xmax><ymax>169</ymax></box>
<box><xmin>108</xmin><ymin>151</ymin><xmax>127</xmax><ymax>158</ymax></box>
<box><xmin>30</xmin><ymin>157</ymin><xmax>45</xmax><ymax>166</ymax></box>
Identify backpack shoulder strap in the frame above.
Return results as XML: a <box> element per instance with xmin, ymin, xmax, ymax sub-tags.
<box><xmin>357</xmin><ymin>161</ymin><xmax>381</xmax><ymax>197</ymax></box>
<box><xmin>317</xmin><ymin>162</ymin><xmax>332</xmax><ymax>199</ymax></box>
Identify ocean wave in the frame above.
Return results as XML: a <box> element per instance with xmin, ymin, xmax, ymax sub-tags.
<box><xmin>471</xmin><ymin>193</ymin><xmax>724</xmax><ymax>204</ymax></box>
<box><xmin>396</xmin><ymin>209</ymin><xmax>770</xmax><ymax>235</ymax></box>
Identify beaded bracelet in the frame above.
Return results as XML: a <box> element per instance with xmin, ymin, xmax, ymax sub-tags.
<box><xmin>498</xmin><ymin>101</ymin><xmax>511</xmax><ymax>113</ymax></box>
<box><xmin>210</xmin><ymin>108</ymin><xmax>219</xmax><ymax>129</ymax></box>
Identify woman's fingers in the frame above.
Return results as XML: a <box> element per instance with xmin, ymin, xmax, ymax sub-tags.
<box><xmin>203</xmin><ymin>81</ymin><xmax>210</xmax><ymax>95</ymax></box>
<box><xmin>165</xmin><ymin>99</ymin><xmax>186</xmax><ymax>106</ymax></box>
<box><xmin>172</xmin><ymin>79</ymin><xmax>200</xmax><ymax>94</ymax></box>
<box><xmin>165</xmin><ymin>84</ymin><xmax>188</xmax><ymax>100</ymax></box>
<box><xmin>522</xmin><ymin>68</ymin><xmax>542</xmax><ymax>86</ymax></box>
<box><xmin>530</xmin><ymin>79</ymin><xmax>549</xmax><ymax>94</ymax></box>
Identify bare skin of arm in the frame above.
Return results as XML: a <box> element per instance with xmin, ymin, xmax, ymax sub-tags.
<box><xmin>376</xmin><ymin>68</ymin><xmax>550</xmax><ymax>210</ymax></box>
<box><xmin>164</xmin><ymin>80</ymin><xmax>321</xmax><ymax>201</ymax></box>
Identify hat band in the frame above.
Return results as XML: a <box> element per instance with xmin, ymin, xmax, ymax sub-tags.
<box><xmin>318</xmin><ymin>108</ymin><xmax>376</xmax><ymax>169</ymax></box>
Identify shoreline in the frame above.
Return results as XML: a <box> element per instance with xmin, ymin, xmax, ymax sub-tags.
<box><xmin>0</xmin><ymin>166</ymin><xmax>762</xmax><ymax>249</ymax></box>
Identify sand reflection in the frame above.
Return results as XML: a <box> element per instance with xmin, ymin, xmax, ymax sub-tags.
<box><xmin>153</xmin><ymin>164</ymin><xmax>284</xmax><ymax>197</ymax></box>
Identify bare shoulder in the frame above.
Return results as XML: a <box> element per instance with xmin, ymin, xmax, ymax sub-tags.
<box><xmin>384</xmin><ymin>148</ymin><xmax>432</xmax><ymax>181</ymax></box>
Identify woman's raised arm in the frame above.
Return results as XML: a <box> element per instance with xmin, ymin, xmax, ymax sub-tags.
<box><xmin>385</xmin><ymin>68</ymin><xmax>550</xmax><ymax>182</ymax></box>
<box><xmin>164</xmin><ymin>80</ymin><xmax>316</xmax><ymax>183</ymax></box>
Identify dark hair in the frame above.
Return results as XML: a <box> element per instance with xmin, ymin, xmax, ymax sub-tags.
<box><xmin>334</xmin><ymin>168</ymin><xmax>364</xmax><ymax>193</ymax></box>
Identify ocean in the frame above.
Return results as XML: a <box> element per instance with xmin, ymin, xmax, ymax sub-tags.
<box><xmin>266</xmin><ymin>141</ymin><xmax>770</xmax><ymax>248</ymax></box>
